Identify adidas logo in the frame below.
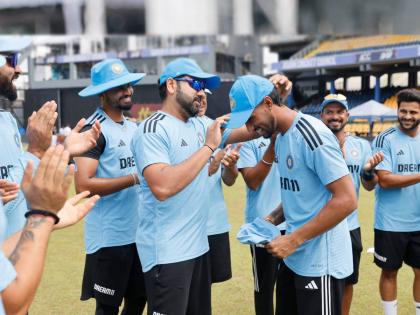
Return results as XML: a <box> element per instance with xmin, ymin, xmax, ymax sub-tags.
<box><xmin>304</xmin><ymin>280</ymin><xmax>318</xmax><ymax>290</ymax></box>
<box><xmin>258</xmin><ymin>142</ymin><xmax>267</xmax><ymax>148</ymax></box>
<box><xmin>118</xmin><ymin>140</ymin><xmax>126</xmax><ymax>147</ymax></box>
<box><xmin>397</xmin><ymin>149</ymin><xmax>404</xmax><ymax>156</ymax></box>
<box><xmin>181</xmin><ymin>139</ymin><xmax>188</xmax><ymax>147</ymax></box>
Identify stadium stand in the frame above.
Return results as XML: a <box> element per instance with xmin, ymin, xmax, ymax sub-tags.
<box><xmin>305</xmin><ymin>35</ymin><xmax>420</xmax><ymax>58</ymax></box>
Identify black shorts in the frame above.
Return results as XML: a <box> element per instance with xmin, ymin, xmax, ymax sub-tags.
<box><xmin>81</xmin><ymin>243</ymin><xmax>146</xmax><ymax>307</ymax></box>
<box><xmin>208</xmin><ymin>232</ymin><xmax>232</xmax><ymax>283</ymax></box>
<box><xmin>344</xmin><ymin>228</ymin><xmax>363</xmax><ymax>285</ymax></box>
<box><xmin>374</xmin><ymin>229</ymin><xmax>420</xmax><ymax>270</ymax></box>
<box><xmin>276</xmin><ymin>263</ymin><xmax>345</xmax><ymax>315</ymax></box>
<box><xmin>144</xmin><ymin>253</ymin><xmax>211</xmax><ymax>315</ymax></box>
<box><xmin>250</xmin><ymin>244</ymin><xmax>280</xmax><ymax>315</ymax></box>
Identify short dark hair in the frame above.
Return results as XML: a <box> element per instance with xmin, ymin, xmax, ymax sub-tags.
<box><xmin>396</xmin><ymin>89</ymin><xmax>420</xmax><ymax>108</ymax></box>
<box><xmin>267</xmin><ymin>88</ymin><xmax>283</xmax><ymax>106</ymax></box>
<box><xmin>158</xmin><ymin>81</ymin><xmax>168</xmax><ymax>101</ymax></box>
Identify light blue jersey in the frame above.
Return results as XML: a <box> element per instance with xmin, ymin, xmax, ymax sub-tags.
<box><xmin>198</xmin><ymin>116</ymin><xmax>230</xmax><ymax>236</ymax></box>
<box><xmin>82</xmin><ymin>108</ymin><xmax>139</xmax><ymax>254</ymax></box>
<box><xmin>0</xmin><ymin>111</ymin><xmax>38</xmax><ymax>236</ymax></box>
<box><xmin>237</xmin><ymin>137</ymin><xmax>284</xmax><ymax>230</ymax></box>
<box><xmin>0</xmin><ymin>203</ymin><xmax>17</xmax><ymax>315</ymax></box>
<box><xmin>344</xmin><ymin>136</ymin><xmax>372</xmax><ymax>230</ymax></box>
<box><xmin>373</xmin><ymin>126</ymin><xmax>420</xmax><ymax>232</ymax></box>
<box><xmin>131</xmin><ymin>111</ymin><xmax>210</xmax><ymax>272</ymax></box>
<box><xmin>276</xmin><ymin>112</ymin><xmax>352</xmax><ymax>279</ymax></box>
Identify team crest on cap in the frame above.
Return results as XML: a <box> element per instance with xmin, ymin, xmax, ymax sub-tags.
<box><xmin>111</xmin><ymin>63</ymin><xmax>123</xmax><ymax>74</ymax></box>
<box><xmin>350</xmin><ymin>149</ymin><xmax>359</xmax><ymax>158</ymax></box>
<box><xmin>286</xmin><ymin>154</ymin><xmax>294</xmax><ymax>169</ymax></box>
<box><xmin>229</xmin><ymin>97</ymin><xmax>236</xmax><ymax>111</ymax></box>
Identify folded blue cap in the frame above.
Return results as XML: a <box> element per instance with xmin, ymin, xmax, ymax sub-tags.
<box><xmin>226</xmin><ymin>75</ymin><xmax>274</xmax><ymax>129</ymax></box>
<box><xmin>0</xmin><ymin>36</ymin><xmax>31</xmax><ymax>53</ymax></box>
<box><xmin>320</xmin><ymin>93</ymin><xmax>349</xmax><ymax>111</ymax></box>
<box><xmin>237</xmin><ymin>217</ymin><xmax>281</xmax><ymax>245</ymax></box>
<box><xmin>79</xmin><ymin>58</ymin><xmax>146</xmax><ymax>97</ymax></box>
<box><xmin>159</xmin><ymin>58</ymin><xmax>220</xmax><ymax>89</ymax></box>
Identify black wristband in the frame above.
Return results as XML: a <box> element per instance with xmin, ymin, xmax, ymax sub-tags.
<box><xmin>204</xmin><ymin>144</ymin><xmax>215</xmax><ymax>153</ymax></box>
<box><xmin>361</xmin><ymin>169</ymin><xmax>375</xmax><ymax>181</ymax></box>
<box><xmin>25</xmin><ymin>209</ymin><xmax>60</xmax><ymax>224</ymax></box>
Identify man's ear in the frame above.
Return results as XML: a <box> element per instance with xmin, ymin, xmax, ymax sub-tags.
<box><xmin>166</xmin><ymin>78</ymin><xmax>177</xmax><ymax>95</ymax></box>
<box><xmin>264</xmin><ymin>96</ymin><xmax>274</xmax><ymax>110</ymax></box>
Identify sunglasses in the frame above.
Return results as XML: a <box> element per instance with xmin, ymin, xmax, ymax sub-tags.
<box><xmin>4</xmin><ymin>53</ymin><xmax>19</xmax><ymax>68</ymax></box>
<box><xmin>174</xmin><ymin>77</ymin><xmax>205</xmax><ymax>92</ymax></box>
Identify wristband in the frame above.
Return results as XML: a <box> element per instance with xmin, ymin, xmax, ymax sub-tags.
<box><xmin>25</xmin><ymin>209</ymin><xmax>60</xmax><ymax>224</ymax></box>
<box><xmin>204</xmin><ymin>144</ymin><xmax>215</xmax><ymax>153</ymax></box>
<box><xmin>130</xmin><ymin>173</ymin><xmax>138</xmax><ymax>185</ymax></box>
<box><xmin>261</xmin><ymin>158</ymin><xmax>273</xmax><ymax>166</ymax></box>
<box><xmin>361</xmin><ymin>169</ymin><xmax>375</xmax><ymax>181</ymax></box>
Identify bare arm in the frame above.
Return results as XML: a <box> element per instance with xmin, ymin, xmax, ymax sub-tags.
<box><xmin>377</xmin><ymin>170</ymin><xmax>420</xmax><ymax>189</ymax></box>
<box><xmin>221</xmin><ymin>144</ymin><xmax>241</xmax><ymax>186</ymax></box>
<box><xmin>239</xmin><ymin>141</ymin><xmax>275</xmax><ymax>190</ymax></box>
<box><xmin>74</xmin><ymin>157</ymin><xmax>137</xmax><ymax>196</ymax></box>
<box><xmin>265</xmin><ymin>203</ymin><xmax>285</xmax><ymax>226</ymax></box>
<box><xmin>144</xmin><ymin>119</ymin><xmax>223</xmax><ymax>201</ymax></box>
<box><xmin>360</xmin><ymin>152</ymin><xmax>384</xmax><ymax>191</ymax></box>
<box><xmin>266</xmin><ymin>174</ymin><xmax>357</xmax><ymax>258</ymax></box>
<box><xmin>208</xmin><ymin>150</ymin><xmax>225</xmax><ymax>176</ymax></box>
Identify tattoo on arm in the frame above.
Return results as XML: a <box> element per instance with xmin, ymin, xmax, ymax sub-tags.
<box><xmin>8</xmin><ymin>216</ymin><xmax>48</xmax><ymax>265</ymax></box>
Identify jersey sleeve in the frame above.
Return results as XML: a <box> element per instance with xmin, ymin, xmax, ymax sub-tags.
<box><xmin>78</xmin><ymin>125</ymin><xmax>106</xmax><ymax>160</ymax></box>
<box><xmin>237</xmin><ymin>140</ymin><xmax>258</xmax><ymax>169</ymax></box>
<box><xmin>303</xmin><ymin>131</ymin><xmax>350</xmax><ymax>186</ymax></box>
<box><xmin>374</xmin><ymin>136</ymin><xmax>393</xmax><ymax>172</ymax></box>
<box><xmin>134</xmin><ymin>124</ymin><xmax>171</xmax><ymax>174</ymax></box>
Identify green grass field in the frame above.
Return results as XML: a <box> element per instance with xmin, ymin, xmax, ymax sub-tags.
<box><xmin>30</xmin><ymin>179</ymin><xmax>414</xmax><ymax>314</ymax></box>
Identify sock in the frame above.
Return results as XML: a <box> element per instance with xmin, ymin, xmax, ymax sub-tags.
<box><xmin>382</xmin><ymin>300</ymin><xmax>397</xmax><ymax>315</ymax></box>
<box><xmin>415</xmin><ymin>301</ymin><xmax>420</xmax><ymax>315</ymax></box>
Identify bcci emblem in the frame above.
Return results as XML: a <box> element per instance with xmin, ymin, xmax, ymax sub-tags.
<box><xmin>350</xmin><ymin>149</ymin><xmax>359</xmax><ymax>158</ymax></box>
<box><xmin>229</xmin><ymin>97</ymin><xmax>236</xmax><ymax>111</ymax></box>
<box><xmin>197</xmin><ymin>132</ymin><xmax>204</xmax><ymax>144</ymax></box>
<box><xmin>286</xmin><ymin>154</ymin><xmax>294</xmax><ymax>169</ymax></box>
<box><xmin>111</xmin><ymin>63</ymin><xmax>123</xmax><ymax>74</ymax></box>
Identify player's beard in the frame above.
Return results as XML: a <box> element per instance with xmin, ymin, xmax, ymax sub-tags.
<box><xmin>176</xmin><ymin>84</ymin><xmax>200</xmax><ymax>118</ymax></box>
<box><xmin>0</xmin><ymin>74</ymin><xmax>18</xmax><ymax>101</ymax></box>
<box><xmin>326</xmin><ymin>119</ymin><xmax>347</xmax><ymax>133</ymax></box>
<box><xmin>398</xmin><ymin>117</ymin><xmax>419</xmax><ymax>132</ymax></box>
<box><xmin>106</xmin><ymin>94</ymin><xmax>133</xmax><ymax>111</ymax></box>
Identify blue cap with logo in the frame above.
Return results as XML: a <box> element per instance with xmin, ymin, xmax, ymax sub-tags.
<box><xmin>320</xmin><ymin>93</ymin><xmax>349</xmax><ymax>111</ymax></box>
<box><xmin>226</xmin><ymin>75</ymin><xmax>274</xmax><ymax>129</ymax></box>
<box><xmin>79</xmin><ymin>58</ymin><xmax>146</xmax><ymax>97</ymax></box>
<box><xmin>0</xmin><ymin>36</ymin><xmax>31</xmax><ymax>67</ymax></box>
<box><xmin>159</xmin><ymin>58</ymin><xmax>220</xmax><ymax>89</ymax></box>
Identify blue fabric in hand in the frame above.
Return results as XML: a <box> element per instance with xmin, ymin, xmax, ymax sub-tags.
<box><xmin>237</xmin><ymin>217</ymin><xmax>281</xmax><ymax>245</ymax></box>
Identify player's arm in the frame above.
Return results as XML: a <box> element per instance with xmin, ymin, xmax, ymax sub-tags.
<box><xmin>2</xmin><ymin>146</ymin><xmax>75</xmax><ymax>314</ymax></box>
<box><xmin>376</xmin><ymin>170</ymin><xmax>420</xmax><ymax>189</ymax></box>
<box><xmin>266</xmin><ymin>174</ymin><xmax>356</xmax><ymax>258</ymax></box>
<box><xmin>144</xmin><ymin>119</ymin><xmax>223</xmax><ymax>201</ymax></box>
<box><xmin>240</xmin><ymin>141</ymin><xmax>275</xmax><ymax>191</ymax></box>
<box><xmin>73</xmin><ymin>127</ymin><xmax>137</xmax><ymax>197</ymax></box>
<box><xmin>221</xmin><ymin>144</ymin><xmax>241</xmax><ymax>186</ymax></box>
<box><xmin>360</xmin><ymin>151</ymin><xmax>384</xmax><ymax>191</ymax></box>
<box><xmin>265</xmin><ymin>203</ymin><xmax>285</xmax><ymax>226</ymax></box>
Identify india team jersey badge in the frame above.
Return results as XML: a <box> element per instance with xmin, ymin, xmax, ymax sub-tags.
<box><xmin>286</xmin><ymin>154</ymin><xmax>294</xmax><ymax>169</ymax></box>
<box><xmin>350</xmin><ymin>149</ymin><xmax>359</xmax><ymax>158</ymax></box>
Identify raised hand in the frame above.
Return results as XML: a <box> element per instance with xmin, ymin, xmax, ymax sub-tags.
<box><xmin>0</xmin><ymin>179</ymin><xmax>19</xmax><ymax>205</ymax></box>
<box><xmin>221</xmin><ymin>143</ymin><xmax>242</xmax><ymax>169</ymax></box>
<box><xmin>21</xmin><ymin>145</ymin><xmax>74</xmax><ymax>213</ymax></box>
<box><xmin>269</xmin><ymin>74</ymin><xmax>292</xmax><ymax>100</ymax></box>
<box><xmin>54</xmin><ymin>191</ymin><xmax>100</xmax><ymax>230</ymax></box>
<box><xmin>364</xmin><ymin>151</ymin><xmax>385</xmax><ymax>172</ymax></box>
<box><xmin>64</xmin><ymin>119</ymin><xmax>101</xmax><ymax>157</ymax></box>
<box><xmin>205</xmin><ymin>119</ymin><xmax>224</xmax><ymax>151</ymax></box>
<box><xmin>26</xmin><ymin>101</ymin><xmax>58</xmax><ymax>159</ymax></box>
